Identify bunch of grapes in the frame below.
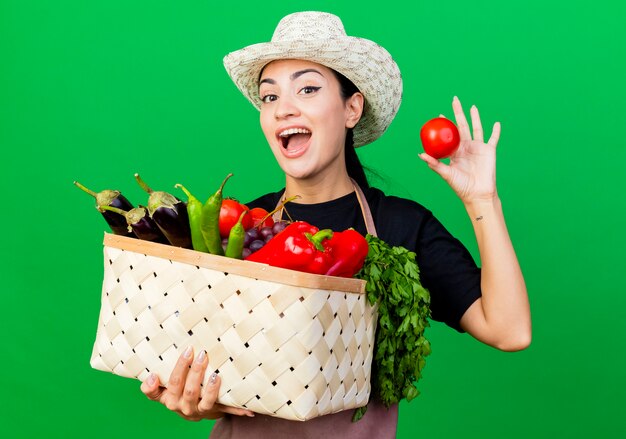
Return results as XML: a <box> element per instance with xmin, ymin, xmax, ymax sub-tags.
<box><xmin>222</xmin><ymin>220</ymin><xmax>289</xmax><ymax>258</ymax></box>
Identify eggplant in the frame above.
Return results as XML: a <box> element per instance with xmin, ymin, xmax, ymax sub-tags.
<box><xmin>134</xmin><ymin>173</ymin><xmax>192</xmax><ymax>249</ymax></box>
<box><xmin>99</xmin><ymin>205</ymin><xmax>169</xmax><ymax>244</ymax></box>
<box><xmin>74</xmin><ymin>181</ymin><xmax>135</xmax><ymax>237</ymax></box>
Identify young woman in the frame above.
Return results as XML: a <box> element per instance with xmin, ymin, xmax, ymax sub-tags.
<box><xmin>141</xmin><ymin>11</ymin><xmax>531</xmax><ymax>438</ymax></box>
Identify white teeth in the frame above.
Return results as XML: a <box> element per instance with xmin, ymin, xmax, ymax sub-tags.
<box><xmin>278</xmin><ymin>128</ymin><xmax>311</xmax><ymax>137</ymax></box>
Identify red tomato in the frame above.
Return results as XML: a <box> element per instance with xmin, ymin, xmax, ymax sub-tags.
<box><xmin>249</xmin><ymin>207</ymin><xmax>274</xmax><ymax>229</ymax></box>
<box><xmin>420</xmin><ymin>117</ymin><xmax>461</xmax><ymax>159</ymax></box>
<box><xmin>219</xmin><ymin>199</ymin><xmax>252</xmax><ymax>238</ymax></box>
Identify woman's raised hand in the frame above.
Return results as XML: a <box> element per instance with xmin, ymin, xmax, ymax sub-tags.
<box><xmin>419</xmin><ymin>96</ymin><xmax>501</xmax><ymax>204</ymax></box>
<box><xmin>140</xmin><ymin>346</ymin><xmax>255</xmax><ymax>421</ymax></box>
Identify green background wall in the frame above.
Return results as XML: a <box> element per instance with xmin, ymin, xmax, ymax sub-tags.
<box><xmin>2</xmin><ymin>0</ymin><xmax>624</xmax><ymax>437</ymax></box>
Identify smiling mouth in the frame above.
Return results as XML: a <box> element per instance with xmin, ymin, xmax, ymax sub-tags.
<box><xmin>278</xmin><ymin>128</ymin><xmax>312</xmax><ymax>149</ymax></box>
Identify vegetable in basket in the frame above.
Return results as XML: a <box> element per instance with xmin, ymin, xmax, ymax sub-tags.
<box><xmin>224</xmin><ymin>211</ymin><xmax>248</xmax><ymax>259</ymax></box>
<box><xmin>134</xmin><ymin>173</ymin><xmax>192</xmax><ymax>249</ymax></box>
<box><xmin>98</xmin><ymin>205</ymin><xmax>168</xmax><ymax>244</ymax></box>
<box><xmin>219</xmin><ymin>198</ymin><xmax>252</xmax><ymax>238</ymax></box>
<box><xmin>174</xmin><ymin>184</ymin><xmax>210</xmax><ymax>253</ymax></box>
<box><xmin>245</xmin><ymin>221</ymin><xmax>368</xmax><ymax>278</ymax></box>
<box><xmin>245</xmin><ymin>221</ymin><xmax>333</xmax><ymax>274</ymax></box>
<box><xmin>73</xmin><ymin>180</ymin><xmax>135</xmax><ymax>237</ymax></box>
<box><xmin>234</xmin><ymin>196</ymin><xmax>299</xmax><ymax>258</ymax></box>
<box><xmin>248</xmin><ymin>207</ymin><xmax>274</xmax><ymax>229</ymax></box>
<box><xmin>200</xmin><ymin>173</ymin><xmax>232</xmax><ymax>256</ymax></box>
<box><xmin>324</xmin><ymin>229</ymin><xmax>370</xmax><ymax>278</ymax></box>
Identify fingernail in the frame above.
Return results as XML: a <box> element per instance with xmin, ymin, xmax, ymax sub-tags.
<box><xmin>453</xmin><ymin>95</ymin><xmax>458</xmax><ymax>101</ymax></box>
<box><xmin>147</xmin><ymin>373</ymin><xmax>156</xmax><ymax>386</ymax></box>
<box><xmin>247</xmin><ymin>412</ymin><xmax>255</xmax><ymax>417</ymax></box>
<box><xmin>209</xmin><ymin>372</ymin><xmax>218</xmax><ymax>385</ymax></box>
<box><xmin>183</xmin><ymin>346</ymin><xmax>193</xmax><ymax>359</ymax></box>
<box><xmin>195</xmin><ymin>349</ymin><xmax>206</xmax><ymax>363</ymax></box>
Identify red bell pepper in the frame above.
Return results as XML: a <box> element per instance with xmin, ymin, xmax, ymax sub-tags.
<box><xmin>245</xmin><ymin>221</ymin><xmax>334</xmax><ymax>275</ymax></box>
<box><xmin>324</xmin><ymin>229</ymin><xmax>369</xmax><ymax>278</ymax></box>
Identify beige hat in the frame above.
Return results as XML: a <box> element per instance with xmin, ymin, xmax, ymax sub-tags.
<box><xmin>223</xmin><ymin>11</ymin><xmax>402</xmax><ymax>147</ymax></box>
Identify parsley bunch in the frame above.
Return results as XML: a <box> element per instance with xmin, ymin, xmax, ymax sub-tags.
<box><xmin>353</xmin><ymin>235</ymin><xmax>432</xmax><ymax>421</ymax></box>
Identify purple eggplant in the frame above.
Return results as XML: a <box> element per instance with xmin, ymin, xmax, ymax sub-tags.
<box><xmin>134</xmin><ymin>173</ymin><xmax>192</xmax><ymax>249</ymax></box>
<box><xmin>99</xmin><ymin>205</ymin><xmax>169</xmax><ymax>244</ymax></box>
<box><xmin>74</xmin><ymin>181</ymin><xmax>135</xmax><ymax>237</ymax></box>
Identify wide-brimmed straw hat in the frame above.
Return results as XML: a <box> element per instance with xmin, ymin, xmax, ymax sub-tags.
<box><xmin>223</xmin><ymin>11</ymin><xmax>402</xmax><ymax>147</ymax></box>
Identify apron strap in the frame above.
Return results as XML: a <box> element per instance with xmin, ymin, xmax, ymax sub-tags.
<box><xmin>272</xmin><ymin>179</ymin><xmax>378</xmax><ymax>237</ymax></box>
<box><xmin>350</xmin><ymin>178</ymin><xmax>378</xmax><ymax>237</ymax></box>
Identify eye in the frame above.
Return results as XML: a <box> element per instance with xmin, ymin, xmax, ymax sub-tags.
<box><xmin>299</xmin><ymin>86</ymin><xmax>321</xmax><ymax>95</ymax></box>
<box><xmin>260</xmin><ymin>94</ymin><xmax>278</xmax><ymax>104</ymax></box>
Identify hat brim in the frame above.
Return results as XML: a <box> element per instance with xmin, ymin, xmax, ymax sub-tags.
<box><xmin>224</xmin><ymin>37</ymin><xmax>402</xmax><ymax>147</ymax></box>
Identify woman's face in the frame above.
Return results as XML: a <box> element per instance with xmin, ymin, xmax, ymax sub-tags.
<box><xmin>258</xmin><ymin>59</ymin><xmax>362</xmax><ymax>182</ymax></box>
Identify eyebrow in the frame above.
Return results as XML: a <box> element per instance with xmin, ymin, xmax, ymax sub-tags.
<box><xmin>259</xmin><ymin>68</ymin><xmax>324</xmax><ymax>86</ymax></box>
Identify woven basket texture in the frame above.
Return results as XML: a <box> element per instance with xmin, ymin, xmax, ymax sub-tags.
<box><xmin>91</xmin><ymin>235</ymin><xmax>377</xmax><ymax>421</ymax></box>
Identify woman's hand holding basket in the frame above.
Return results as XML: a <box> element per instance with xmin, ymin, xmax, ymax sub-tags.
<box><xmin>140</xmin><ymin>347</ymin><xmax>255</xmax><ymax>421</ymax></box>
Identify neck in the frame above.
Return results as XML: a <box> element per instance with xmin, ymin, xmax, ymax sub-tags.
<box><xmin>284</xmin><ymin>172</ymin><xmax>354</xmax><ymax>204</ymax></box>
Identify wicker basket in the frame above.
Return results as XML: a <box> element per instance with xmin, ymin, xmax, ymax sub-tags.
<box><xmin>91</xmin><ymin>233</ymin><xmax>377</xmax><ymax>421</ymax></box>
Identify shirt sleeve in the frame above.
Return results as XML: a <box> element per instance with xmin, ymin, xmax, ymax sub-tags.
<box><xmin>415</xmin><ymin>211</ymin><xmax>482</xmax><ymax>332</ymax></box>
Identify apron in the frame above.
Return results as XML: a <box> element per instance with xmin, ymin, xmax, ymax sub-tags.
<box><xmin>272</xmin><ymin>178</ymin><xmax>378</xmax><ymax>237</ymax></box>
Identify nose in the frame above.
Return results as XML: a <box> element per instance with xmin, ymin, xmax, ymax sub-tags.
<box><xmin>274</xmin><ymin>93</ymin><xmax>300</xmax><ymax>120</ymax></box>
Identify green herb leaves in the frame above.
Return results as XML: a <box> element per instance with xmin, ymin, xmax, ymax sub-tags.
<box><xmin>352</xmin><ymin>235</ymin><xmax>431</xmax><ymax>421</ymax></box>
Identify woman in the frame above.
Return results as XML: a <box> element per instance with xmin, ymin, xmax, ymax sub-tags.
<box><xmin>141</xmin><ymin>11</ymin><xmax>531</xmax><ymax>438</ymax></box>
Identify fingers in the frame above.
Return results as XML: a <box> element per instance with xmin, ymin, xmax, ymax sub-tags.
<box><xmin>141</xmin><ymin>373</ymin><xmax>164</xmax><ymax>401</ymax></box>
<box><xmin>452</xmin><ymin>96</ymin><xmax>471</xmax><ymax>141</ymax></box>
<box><xmin>470</xmin><ymin>105</ymin><xmax>484</xmax><ymax>143</ymax></box>
<box><xmin>197</xmin><ymin>371</ymin><xmax>220</xmax><ymax>413</ymax></box>
<box><xmin>219</xmin><ymin>404</ymin><xmax>256</xmax><ymax>417</ymax></box>
<box><xmin>167</xmin><ymin>346</ymin><xmax>195</xmax><ymax>396</ymax></box>
<box><xmin>140</xmin><ymin>347</ymin><xmax>255</xmax><ymax>420</ymax></box>
<box><xmin>488</xmin><ymin>121</ymin><xmax>501</xmax><ymax>148</ymax></box>
<box><xmin>452</xmin><ymin>97</ymin><xmax>489</xmax><ymax>143</ymax></box>
<box><xmin>197</xmin><ymin>370</ymin><xmax>256</xmax><ymax>417</ymax></box>
<box><xmin>418</xmin><ymin>153</ymin><xmax>453</xmax><ymax>183</ymax></box>
<box><xmin>179</xmin><ymin>349</ymin><xmax>208</xmax><ymax>414</ymax></box>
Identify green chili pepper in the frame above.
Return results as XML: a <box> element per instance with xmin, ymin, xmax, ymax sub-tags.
<box><xmin>201</xmin><ymin>173</ymin><xmax>233</xmax><ymax>256</ymax></box>
<box><xmin>175</xmin><ymin>183</ymin><xmax>209</xmax><ymax>253</ymax></box>
<box><xmin>225</xmin><ymin>211</ymin><xmax>247</xmax><ymax>259</ymax></box>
